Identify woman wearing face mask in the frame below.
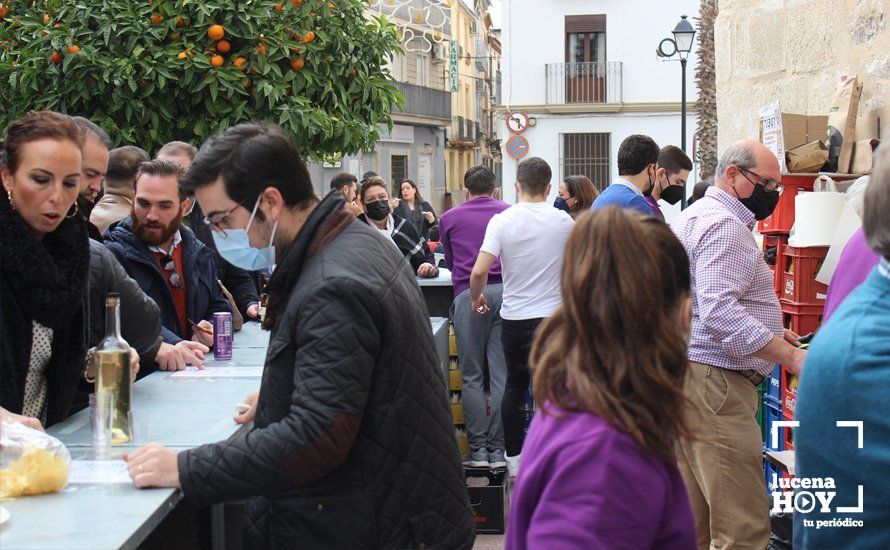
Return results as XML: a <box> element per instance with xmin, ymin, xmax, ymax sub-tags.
<box><xmin>506</xmin><ymin>208</ymin><xmax>696</xmax><ymax>549</ymax></box>
<box><xmin>0</xmin><ymin>111</ymin><xmax>93</xmax><ymax>428</ymax></box>
<box><xmin>558</xmin><ymin>175</ymin><xmax>598</xmax><ymax>219</ymax></box>
<box><xmin>359</xmin><ymin>177</ymin><xmax>439</xmax><ymax>278</ymax></box>
<box><xmin>394</xmin><ymin>178</ymin><xmax>437</xmax><ymax>240</ymax></box>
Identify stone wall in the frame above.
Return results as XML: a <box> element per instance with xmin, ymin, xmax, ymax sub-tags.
<box><xmin>715</xmin><ymin>0</ymin><xmax>888</xmax><ymax>152</ymax></box>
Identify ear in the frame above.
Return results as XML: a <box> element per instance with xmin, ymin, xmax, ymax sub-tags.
<box><xmin>0</xmin><ymin>165</ymin><xmax>11</xmax><ymax>192</ymax></box>
<box><xmin>514</xmin><ymin>181</ymin><xmax>520</xmax><ymax>195</ymax></box>
<box><xmin>180</xmin><ymin>196</ymin><xmax>193</xmax><ymax>214</ymax></box>
<box><xmin>463</xmin><ymin>188</ymin><xmax>470</xmax><ymax>202</ymax></box>
<box><xmin>492</xmin><ymin>187</ymin><xmax>500</xmax><ymax>200</ymax></box>
<box><xmin>545</xmin><ymin>183</ymin><xmax>552</xmax><ymax>197</ymax></box>
<box><xmin>261</xmin><ymin>186</ymin><xmax>286</xmax><ymax>221</ymax></box>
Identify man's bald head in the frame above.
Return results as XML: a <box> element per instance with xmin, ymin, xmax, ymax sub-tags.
<box><xmin>714</xmin><ymin>140</ymin><xmax>781</xmax><ymax>199</ymax></box>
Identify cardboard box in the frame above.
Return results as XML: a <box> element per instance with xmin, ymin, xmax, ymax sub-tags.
<box><xmin>466</xmin><ymin>468</ymin><xmax>508</xmax><ymax>534</ymax></box>
<box><xmin>759</xmin><ymin>102</ymin><xmax>828</xmax><ymax>173</ymax></box>
<box><xmin>786</xmin><ymin>140</ymin><xmax>829</xmax><ymax>173</ymax></box>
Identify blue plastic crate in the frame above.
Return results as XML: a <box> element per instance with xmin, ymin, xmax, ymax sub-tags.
<box><xmin>764</xmin><ymin>461</ymin><xmax>781</xmax><ymax>495</ymax></box>
<box><xmin>764</xmin><ymin>402</ymin><xmax>785</xmax><ymax>451</ymax></box>
<box><xmin>766</xmin><ymin>364</ymin><xmax>782</xmax><ymax>403</ymax></box>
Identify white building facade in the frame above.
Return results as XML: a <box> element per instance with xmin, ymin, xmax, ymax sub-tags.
<box><xmin>499</xmin><ymin>0</ymin><xmax>700</xmax><ymax>221</ymax></box>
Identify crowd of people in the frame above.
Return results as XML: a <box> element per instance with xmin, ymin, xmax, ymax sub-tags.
<box><xmin>1</xmin><ymin>108</ymin><xmax>888</xmax><ymax>549</ymax></box>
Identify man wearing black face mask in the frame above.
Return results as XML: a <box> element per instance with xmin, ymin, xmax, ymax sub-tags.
<box><xmin>645</xmin><ymin>145</ymin><xmax>693</xmax><ymax>221</ymax></box>
<box><xmin>591</xmin><ymin>134</ymin><xmax>659</xmax><ymax>216</ymax></box>
<box><xmin>670</xmin><ymin>140</ymin><xmax>803</xmax><ymax>549</ymax></box>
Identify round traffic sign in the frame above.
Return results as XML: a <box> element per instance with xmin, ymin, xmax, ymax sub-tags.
<box><xmin>506</xmin><ymin>134</ymin><xmax>530</xmax><ymax>159</ymax></box>
<box><xmin>506</xmin><ymin>112</ymin><xmax>530</xmax><ymax>134</ymax></box>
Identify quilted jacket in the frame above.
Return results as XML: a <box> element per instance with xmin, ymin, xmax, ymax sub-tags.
<box><xmin>178</xmin><ymin>191</ymin><xmax>475</xmax><ymax>549</ymax></box>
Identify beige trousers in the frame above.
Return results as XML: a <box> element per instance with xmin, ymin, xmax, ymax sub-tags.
<box><xmin>677</xmin><ymin>362</ymin><xmax>770</xmax><ymax>550</ymax></box>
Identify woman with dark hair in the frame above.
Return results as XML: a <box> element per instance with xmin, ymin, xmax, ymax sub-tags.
<box><xmin>359</xmin><ymin>177</ymin><xmax>438</xmax><ymax>278</ymax></box>
<box><xmin>0</xmin><ymin>111</ymin><xmax>91</xmax><ymax>428</ymax></box>
<box><xmin>395</xmin><ymin>178</ymin><xmax>437</xmax><ymax>239</ymax></box>
<box><xmin>505</xmin><ymin>207</ymin><xmax>696</xmax><ymax>549</ymax></box>
<box><xmin>558</xmin><ymin>175</ymin><xmax>598</xmax><ymax>219</ymax></box>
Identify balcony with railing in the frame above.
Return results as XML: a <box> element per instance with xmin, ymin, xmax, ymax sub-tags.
<box><xmin>394</xmin><ymin>81</ymin><xmax>452</xmax><ymax>123</ymax></box>
<box><xmin>545</xmin><ymin>62</ymin><xmax>623</xmax><ymax>104</ymax></box>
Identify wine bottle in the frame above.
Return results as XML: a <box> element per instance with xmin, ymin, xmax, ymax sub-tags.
<box><xmin>94</xmin><ymin>293</ymin><xmax>133</xmax><ymax>444</ymax></box>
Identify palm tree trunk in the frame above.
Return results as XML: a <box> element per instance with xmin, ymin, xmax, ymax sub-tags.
<box><xmin>696</xmin><ymin>0</ymin><xmax>719</xmax><ymax>180</ymax></box>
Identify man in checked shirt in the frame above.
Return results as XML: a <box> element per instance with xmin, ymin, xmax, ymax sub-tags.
<box><xmin>671</xmin><ymin>140</ymin><xmax>806</xmax><ymax>549</ymax></box>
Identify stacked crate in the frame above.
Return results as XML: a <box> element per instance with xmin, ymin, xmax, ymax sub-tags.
<box><xmin>449</xmin><ymin>324</ymin><xmax>470</xmax><ymax>456</ymax></box>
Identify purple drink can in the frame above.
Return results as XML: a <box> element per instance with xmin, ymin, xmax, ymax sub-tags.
<box><xmin>213</xmin><ymin>312</ymin><xmax>233</xmax><ymax>360</ymax></box>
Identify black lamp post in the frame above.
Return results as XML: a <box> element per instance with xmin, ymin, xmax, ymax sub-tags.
<box><xmin>658</xmin><ymin>15</ymin><xmax>696</xmax><ymax>208</ymax></box>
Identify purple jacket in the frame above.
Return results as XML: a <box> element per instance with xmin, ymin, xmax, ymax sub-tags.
<box><xmin>506</xmin><ymin>405</ymin><xmax>696</xmax><ymax>550</ymax></box>
<box><xmin>439</xmin><ymin>196</ymin><xmax>510</xmax><ymax>296</ymax></box>
<box><xmin>823</xmin><ymin>227</ymin><xmax>881</xmax><ymax>321</ymax></box>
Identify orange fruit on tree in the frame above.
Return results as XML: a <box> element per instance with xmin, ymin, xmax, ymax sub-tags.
<box><xmin>66</xmin><ymin>45</ymin><xmax>80</xmax><ymax>54</ymax></box>
<box><xmin>43</xmin><ymin>13</ymin><xmax>50</xmax><ymax>24</ymax></box>
<box><xmin>53</xmin><ymin>23</ymin><xmax>61</xmax><ymax>28</ymax></box>
<box><xmin>176</xmin><ymin>16</ymin><xmax>186</xmax><ymax>28</ymax></box>
<box><xmin>233</xmin><ymin>57</ymin><xmax>248</xmax><ymax>70</ymax></box>
<box><xmin>302</xmin><ymin>31</ymin><xmax>316</xmax><ymax>43</ymax></box>
<box><xmin>217</xmin><ymin>40</ymin><xmax>231</xmax><ymax>53</ymax></box>
<box><xmin>310</xmin><ymin>12</ymin><xmax>316</xmax><ymax>17</ymax></box>
<box><xmin>151</xmin><ymin>13</ymin><xmax>163</xmax><ymax>25</ymax></box>
<box><xmin>291</xmin><ymin>0</ymin><xmax>302</xmax><ymax>5</ymax></box>
<box><xmin>171</xmin><ymin>34</ymin><xmax>181</xmax><ymax>42</ymax></box>
<box><xmin>208</xmin><ymin>24</ymin><xmax>225</xmax><ymax>41</ymax></box>
<box><xmin>290</xmin><ymin>58</ymin><xmax>304</xmax><ymax>70</ymax></box>
<box><xmin>327</xmin><ymin>2</ymin><xmax>334</xmax><ymax>7</ymax></box>
<box><xmin>256</xmin><ymin>44</ymin><xmax>267</xmax><ymax>56</ymax></box>
<box><xmin>0</xmin><ymin>5</ymin><xmax>10</xmax><ymax>19</ymax></box>
<box><xmin>210</xmin><ymin>54</ymin><xmax>224</xmax><ymax>67</ymax></box>
<box><xmin>49</xmin><ymin>51</ymin><xmax>63</xmax><ymax>64</ymax></box>
<box><xmin>177</xmin><ymin>51</ymin><xmax>188</xmax><ymax>60</ymax></box>
<box><xmin>275</xmin><ymin>3</ymin><xmax>283</xmax><ymax>11</ymax></box>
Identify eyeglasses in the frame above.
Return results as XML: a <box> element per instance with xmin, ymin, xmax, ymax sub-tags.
<box><xmin>161</xmin><ymin>255</ymin><xmax>183</xmax><ymax>289</ymax></box>
<box><xmin>738</xmin><ymin>167</ymin><xmax>783</xmax><ymax>193</ymax></box>
<box><xmin>203</xmin><ymin>201</ymin><xmax>245</xmax><ymax>236</ymax></box>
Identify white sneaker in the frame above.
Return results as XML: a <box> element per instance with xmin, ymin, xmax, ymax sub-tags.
<box><xmin>505</xmin><ymin>452</ymin><xmax>521</xmax><ymax>478</ymax></box>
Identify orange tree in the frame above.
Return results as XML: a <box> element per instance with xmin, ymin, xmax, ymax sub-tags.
<box><xmin>0</xmin><ymin>0</ymin><xmax>403</xmax><ymax>158</ymax></box>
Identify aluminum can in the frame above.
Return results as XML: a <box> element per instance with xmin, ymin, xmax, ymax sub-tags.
<box><xmin>213</xmin><ymin>312</ymin><xmax>234</xmax><ymax>360</ymax></box>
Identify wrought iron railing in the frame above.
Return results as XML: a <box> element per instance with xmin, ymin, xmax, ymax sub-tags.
<box><xmin>545</xmin><ymin>62</ymin><xmax>623</xmax><ymax>104</ymax></box>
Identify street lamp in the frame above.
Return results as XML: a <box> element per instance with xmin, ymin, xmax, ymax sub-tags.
<box><xmin>657</xmin><ymin>15</ymin><xmax>696</xmax><ymax>208</ymax></box>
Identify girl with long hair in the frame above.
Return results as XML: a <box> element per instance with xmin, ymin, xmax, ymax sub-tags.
<box><xmin>505</xmin><ymin>207</ymin><xmax>696</xmax><ymax>549</ymax></box>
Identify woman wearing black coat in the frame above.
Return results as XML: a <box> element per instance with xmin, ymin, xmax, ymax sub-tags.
<box><xmin>0</xmin><ymin>111</ymin><xmax>93</xmax><ymax>428</ymax></box>
<box><xmin>394</xmin><ymin>178</ymin><xmax>437</xmax><ymax>240</ymax></box>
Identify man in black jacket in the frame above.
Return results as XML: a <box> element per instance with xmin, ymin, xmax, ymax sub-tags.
<box><xmin>103</xmin><ymin>159</ymin><xmax>228</xmax><ymax>373</ymax></box>
<box><xmin>123</xmin><ymin>123</ymin><xmax>475</xmax><ymax>549</ymax></box>
<box><xmin>157</xmin><ymin>141</ymin><xmax>262</xmax><ymax>319</ymax></box>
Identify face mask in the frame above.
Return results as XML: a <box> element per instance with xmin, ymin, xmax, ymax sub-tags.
<box><xmin>660</xmin><ymin>178</ymin><xmax>685</xmax><ymax>205</ymax></box>
<box><xmin>739</xmin><ymin>183</ymin><xmax>781</xmax><ymax>221</ymax></box>
<box><xmin>211</xmin><ymin>199</ymin><xmax>278</xmax><ymax>271</ymax></box>
<box><xmin>365</xmin><ymin>200</ymin><xmax>390</xmax><ymax>221</ymax></box>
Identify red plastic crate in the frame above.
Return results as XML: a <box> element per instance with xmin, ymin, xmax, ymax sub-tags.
<box><xmin>782</xmin><ymin>411</ymin><xmax>795</xmax><ymax>450</ymax></box>
<box><xmin>762</xmin><ymin>235</ymin><xmax>789</xmax><ymax>296</ymax></box>
<box><xmin>781</xmin><ymin>300</ymin><xmax>824</xmax><ymax>336</ymax></box>
<box><xmin>780</xmin><ymin>246</ymin><xmax>829</xmax><ymax>304</ymax></box>
<box><xmin>758</xmin><ymin>175</ymin><xmax>816</xmax><ymax>235</ymax></box>
<box><xmin>781</xmin><ymin>366</ymin><xmax>799</xmax><ymax>415</ymax></box>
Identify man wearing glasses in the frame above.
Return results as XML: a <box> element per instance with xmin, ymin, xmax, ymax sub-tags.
<box><xmin>103</xmin><ymin>159</ymin><xmax>231</xmax><ymax>373</ymax></box>
<box><xmin>670</xmin><ymin>140</ymin><xmax>805</xmax><ymax>549</ymax></box>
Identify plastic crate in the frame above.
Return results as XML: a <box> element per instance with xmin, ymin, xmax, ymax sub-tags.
<box><xmin>781</xmin><ymin>366</ymin><xmax>799</xmax><ymax>416</ymax></box>
<box><xmin>758</xmin><ymin>175</ymin><xmax>816</xmax><ymax>234</ymax></box>
<box><xmin>762</xmin><ymin>235</ymin><xmax>788</xmax><ymax>295</ymax></box>
<box><xmin>780</xmin><ymin>246</ymin><xmax>829</xmax><ymax>304</ymax></box>
<box><xmin>765</xmin><ymin>461</ymin><xmax>782</xmax><ymax>495</ymax></box>
<box><xmin>764</xmin><ymin>401</ymin><xmax>784</xmax><ymax>451</ymax></box>
<box><xmin>765</xmin><ymin>365</ymin><xmax>782</xmax><ymax>405</ymax></box>
<box><xmin>781</xmin><ymin>300</ymin><xmax>824</xmax><ymax>336</ymax></box>
<box><xmin>783</xmin><ymin>411</ymin><xmax>795</xmax><ymax>450</ymax></box>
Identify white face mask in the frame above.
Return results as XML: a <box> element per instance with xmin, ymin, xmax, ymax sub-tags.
<box><xmin>211</xmin><ymin>199</ymin><xmax>278</xmax><ymax>271</ymax></box>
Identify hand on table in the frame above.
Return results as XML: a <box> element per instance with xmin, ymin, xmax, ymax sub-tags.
<box><xmin>0</xmin><ymin>406</ymin><xmax>44</xmax><ymax>432</ymax></box>
<box><xmin>472</xmin><ymin>294</ymin><xmax>489</xmax><ymax>316</ymax></box>
<box><xmin>417</xmin><ymin>263</ymin><xmax>438</xmax><ymax>278</ymax></box>
<box><xmin>246</xmin><ymin>303</ymin><xmax>260</xmax><ymax>320</ymax></box>
<box><xmin>156</xmin><ymin>341</ymin><xmax>208</xmax><ymax>371</ymax></box>
<box><xmin>234</xmin><ymin>390</ymin><xmax>260</xmax><ymax>425</ymax></box>
<box><xmin>191</xmin><ymin>320</ymin><xmax>214</xmax><ymax>348</ymax></box>
<box><xmin>125</xmin><ymin>444</ymin><xmax>181</xmax><ymax>489</ymax></box>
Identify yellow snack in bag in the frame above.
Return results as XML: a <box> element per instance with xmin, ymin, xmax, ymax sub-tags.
<box><xmin>0</xmin><ymin>420</ymin><xmax>71</xmax><ymax>499</ymax></box>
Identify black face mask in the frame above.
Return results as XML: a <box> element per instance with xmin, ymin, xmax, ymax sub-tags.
<box><xmin>661</xmin><ymin>181</ymin><xmax>685</xmax><ymax>205</ymax></box>
<box><xmin>740</xmin><ymin>184</ymin><xmax>781</xmax><ymax>221</ymax></box>
<box><xmin>365</xmin><ymin>200</ymin><xmax>390</xmax><ymax>221</ymax></box>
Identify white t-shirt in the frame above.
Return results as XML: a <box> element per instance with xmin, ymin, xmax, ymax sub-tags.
<box><xmin>480</xmin><ymin>201</ymin><xmax>574</xmax><ymax>320</ymax></box>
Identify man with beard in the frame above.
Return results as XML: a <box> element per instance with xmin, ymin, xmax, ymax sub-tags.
<box><xmin>104</xmin><ymin>159</ymin><xmax>229</xmax><ymax>374</ymax></box>
<box><xmin>72</xmin><ymin>116</ymin><xmax>112</xmax><ymax>241</ymax></box>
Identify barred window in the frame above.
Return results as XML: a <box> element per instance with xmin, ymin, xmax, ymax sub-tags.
<box><xmin>561</xmin><ymin>133</ymin><xmax>611</xmax><ymax>191</ymax></box>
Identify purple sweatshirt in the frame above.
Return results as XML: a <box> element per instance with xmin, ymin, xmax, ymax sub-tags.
<box><xmin>824</xmin><ymin>227</ymin><xmax>881</xmax><ymax>321</ymax></box>
<box><xmin>438</xmin><ymin>196</ymin><xmax>510</xmax><ymax>296</ymax></box>
<box><xmin>506</xmin><ymin>405</ymin><xmax>696</xmax><ymax>550</ymax></box>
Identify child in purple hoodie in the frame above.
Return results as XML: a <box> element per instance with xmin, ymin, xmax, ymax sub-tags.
<box><xmin>506</xmin><ymin>208</ymin><xmax>696</xmax><ymax>550</ymax></box>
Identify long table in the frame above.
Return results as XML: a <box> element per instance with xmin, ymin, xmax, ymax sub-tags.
<box><xmin>1</xmin><ymin>318</ymin><xmax>450</xmax><ymax>550</ymax></box>
<box><xmin>418</xmin><ymin>268</ymin><xmax>454</xmax><ymax>318</ymax></box>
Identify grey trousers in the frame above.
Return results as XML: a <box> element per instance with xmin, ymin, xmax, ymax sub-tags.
<box><xmin>451</xmin><ymin>285</ymin><xmax>507</xmax><ymax>452</ymax></box>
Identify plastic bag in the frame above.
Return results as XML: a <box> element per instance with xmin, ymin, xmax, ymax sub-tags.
<box><xmin>844</xmin><ymin>174</ymin><xmax>870</xmax><ymax>219</ymax></box>
<box><xmin>0</xmin><ymin>420</ymin><xmax>71</xmax><ymax>499</ymax></box>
